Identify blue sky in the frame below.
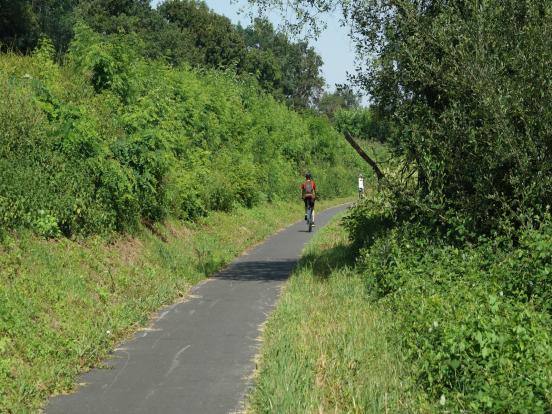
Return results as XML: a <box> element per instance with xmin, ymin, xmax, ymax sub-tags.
<box><xmin>151</xmin><ymin>0</ymin><xmax>356</xmax><ymax>93</ymax></box>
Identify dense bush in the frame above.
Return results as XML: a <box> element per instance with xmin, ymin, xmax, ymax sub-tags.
<box><xmin>398</xmin><ymin>280</ymin><xmax>552</xmax><ymax>412</ymax></box>
<box><xmin>0</xmin><ymin>29</ymin><xmax>361</xmax><ymax>238</ymax></box>
<box><xmin>490</xmin><ymin>216</ymin><xmax>552</xmax><ymax>315</ymax></box>
<box><xmin>344</xmin><ymin>200</ymin><xmax>552</xmax><ymax>412</ymax></box>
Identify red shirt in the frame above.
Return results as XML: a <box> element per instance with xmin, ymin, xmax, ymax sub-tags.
<box><xmin>301</xmin><ymin>180</ymin><xmax>316</xmax><ymax>198</ymax></box>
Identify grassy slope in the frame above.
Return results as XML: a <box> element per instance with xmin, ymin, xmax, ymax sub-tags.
<box><xmin>0</xmin><ymin>197</ymin><xmax>350</xmax><ymax>413</ymax></box>
<box><xmin>247</xmin><ymin>213</ymin><xmax>426</xmax><ymax>413</ymax></box>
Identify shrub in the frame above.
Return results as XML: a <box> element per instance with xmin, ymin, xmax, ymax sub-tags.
<box><xmin>350</xmin><ymin>200</ymin><xmax>552</xmax><ymax>412</ymax></box>
<box><xmin>491</xmin><ymin>216</ymin><xmax>552</xmax><ymax>315</ymax></box>
<box><xmin>398</xmin><ymin>284</ymin><xmax>552</xmax><ymax>412</ymax></box>
<box><xmin>343</xmin><ymin>193</ymin><xmax>395</xmax><ymax>251</ymax></box>
<box><xmin>0</xmin><ymin>26</ymin><xmax>362</xmax><ymax>237</ymax></box>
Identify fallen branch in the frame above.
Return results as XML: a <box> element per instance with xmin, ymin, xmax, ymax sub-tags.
<box><xmin>343</xmin><ymin>130</ymin><xmax>385</xmax><ymax>182</ymax></box>
<box><xmin>142</xmin><ymin>219</ymin><xmax>168</xmax><ymax>242</ymax></box>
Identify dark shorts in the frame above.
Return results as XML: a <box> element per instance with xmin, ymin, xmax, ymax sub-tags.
<box><xmin>304</xmin><ymin>197</ymin><xmax>315</xmax><ymax>210</ymax></box>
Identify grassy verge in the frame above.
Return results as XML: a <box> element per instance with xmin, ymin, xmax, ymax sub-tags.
<box><xmin>0</xmin><ymin>197</ymin><xmax>350</xmax><ymax>413</ymax></box>
<box><xmin>247</xmin><ymin>199</ymin><xmax>552</xmax><ymax>413</ymax></box>
<box><xmin>247</xmin><ymin>213</ymin><xmax>424</xmax><ymax>413</ymax></box>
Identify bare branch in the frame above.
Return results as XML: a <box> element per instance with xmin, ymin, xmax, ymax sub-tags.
<box><xmin>343</xmin><ymin>130</ymin><xmax>385</xmax><ymax>181</ymax></box>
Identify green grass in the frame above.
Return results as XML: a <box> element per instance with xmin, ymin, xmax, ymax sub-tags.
<box><xmin>247</xmin><ymin>214</ymin><xmax>425</xmax><ymax>413</ymax></box>
<box><xmin>0</xmin><ymin>197</ymin><xmax>351</xmax><ymax>413</ymax></box>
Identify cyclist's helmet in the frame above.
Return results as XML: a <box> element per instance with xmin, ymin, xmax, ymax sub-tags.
<box><xmin>305</xmin><ymin>172</ymin><xmax>312</xmax><ymax>179</ymax></box>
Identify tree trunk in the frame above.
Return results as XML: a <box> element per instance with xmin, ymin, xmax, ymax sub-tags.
<box><xmin>343</xmin><ymin>130</ymin><xmax>385</xmax><ymax>182</ymax></box>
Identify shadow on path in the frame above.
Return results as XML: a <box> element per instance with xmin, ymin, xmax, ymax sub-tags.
<box><xmin>214</xmin><ymin>259</ymin><xmax>297</xmax><ymax>282</ymax></box>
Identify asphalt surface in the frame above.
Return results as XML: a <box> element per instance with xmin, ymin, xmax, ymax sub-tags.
<box><xmin>46</xmin><ymin>204</ymin><xmax>350</xmax><ymax>414</ymax></box>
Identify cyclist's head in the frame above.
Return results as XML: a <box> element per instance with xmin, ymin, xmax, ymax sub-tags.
<box><xmin>305</xmin><ymin>172</ymin><xmax>312</xmax><ymax>180</ymax></box>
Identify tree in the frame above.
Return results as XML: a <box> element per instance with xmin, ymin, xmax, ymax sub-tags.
<box><xmin>248</xmin><ymin>0</ymin><xmax>552</xmax><ymax>233</ymax></box>
<box><xmin>317</xmin><ymin>85</ymin><xmax>360</xmax><ymax>119</ymax></box>
<box><xmin>34</xmin><ymin>0</ymin><xmax>79</xmax><ymax>55</ymax></box>
<box><xmin>243</xmin><ymin>47</ymin><xmax>283</xmax><ymax>98</ymax></box>
<box><xmin>75</xmin><ymin>0</ymin><xmax>198</xmax><ymax>65</ymax></box>
<box><xmin>76</xmin><ymin>0</ymin><xmax>153</xmax><ymax>34</ymax></box>
<box><xmin>334</xmin><ymin>106</ymin><xmax>390</xmax><ymax>143</ymax></box>
<box><xmin>282</xmin><ymin>39</ymin><xmax>324</xmax><ymax>108</ymax></box>
<box><xmin>159</xmin><ymin>0</ymin><xmax>246</xmax><ymax>69</ymax></box>
<box><xmin>0</xmin><ymin>0</ymin><xmax>78</xmax><ymax>55</ymax></box>
<box><xmin>0</xmin><ymin>0</ymin><xmax>38</xmax><ymax>52</ymax></box>
<box><xmin>239</xmin><ymin>18</ymin><xmax>325</xmax><ymax>108</ymax></box>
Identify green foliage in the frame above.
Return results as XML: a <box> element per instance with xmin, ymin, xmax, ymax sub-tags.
<box><xmin>399</xmin><ymin>285</ymin><xmax>552</xmax><ymax>412</ymax></box>
<box><xmin>34</xmin><ymin>0</ymin><xmax>78</xmax><ymax>55</ymax></box>
<box><xmin>240</xmin><ymin>18</ymin><xmax>325</xmax><ymax>109</ymax></box>
<box><xmin>355</xmin><ymin>0</ymin><xmax>552</xmax><ymax>233</ymax></box>
<box><xmin>317</xmin><ymin>85</ymin><xmax>360</xmax><ymax>120</ymax></box>
<box><xmin>76</xmin><ymin>0</ymin><xmax>152</xmax><ymax>35</ymax></box>
<box><xmin>0</xmin><ymin>0</ymin><xmax>39</xmax><ymax>52</ymax></box>
<box><xmin>0</xmin><ymin>27</ymin><xmax>360</xmax><ymax>237</ymax></box>
<box><xmin>0</xmin><ymin>0</ymin><xmax>77</xmax><ymax>55</ymax></box>
<box><xmin>334</xmin><ymin>107</ymin><xmax>390</xmax><ymax>143</ymax></box>
<box><xmin>159</xmin><ymin>0</ymin><xmax>246</xmax><ymax>70</ymax></box>
<box><xmin>490</xmin><ymin>214</ymin><xmax>552</xmax><ymax>315</ymax></box>
<box><xmin>345</xmin><ymin>200</ymin><xmax>552</xmax><ymax>412</ymax></box>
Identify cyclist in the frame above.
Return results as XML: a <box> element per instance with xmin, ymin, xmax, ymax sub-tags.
<box><xmin>301</xmin><ymin>172</ymin><xmax>316</xmax><ymax>225</ymax></box>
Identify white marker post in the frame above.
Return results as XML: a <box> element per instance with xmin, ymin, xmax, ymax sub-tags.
<box><xmin>358</xmin><ymin>173</ymin><xmax>365</xmax><ymax>199</ymax></box>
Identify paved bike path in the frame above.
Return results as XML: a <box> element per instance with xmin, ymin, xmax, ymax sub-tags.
<box><xmin>47</xmin><ymin>204</ymin><xmax>350</xmax><ymax>414</ymax></box>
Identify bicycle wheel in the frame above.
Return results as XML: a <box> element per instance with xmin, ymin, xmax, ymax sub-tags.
<box><xmin>307</xmin><ymin>208</ymin><xmax>312</xmax><ymax>232</ymax></box>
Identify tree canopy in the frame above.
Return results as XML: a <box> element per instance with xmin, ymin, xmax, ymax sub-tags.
<box><xmin>159</xmin><ymin>0</ymin><xmax>247</xmax><ymax>69</ymax></box>
<box><xmin>158</xmin><ymin>2</ymin><xmax>325</xmax><ymax>108</ymax></box>
<box><xmin>0</xmin><ymin>0</ymin><xmax>77</xmax><ymax>54</ymax></box>
<box><xmin>239</xmin><ymin>18</ymin><xmax>325</xmax><ymax>108</ymax></box>
<box><xmin>1</xmin><ymin>0</ymin><xmax>326</xmax><ymax>109</ymax></box>
<box><xmin>317</xmin><ymin>85</ymin><xmax>360</xmax><ymax>120</ymax></box>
